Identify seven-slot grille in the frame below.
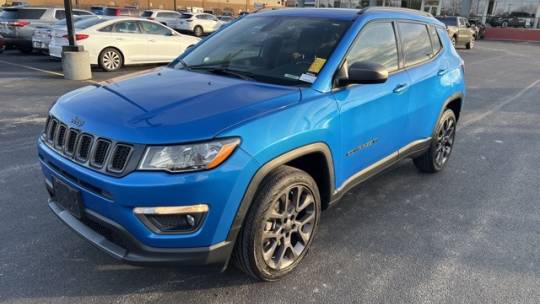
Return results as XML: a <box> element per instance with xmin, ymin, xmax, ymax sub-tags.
<box><xmin>43</xmin><ymin>115</ymin><xmax>133</xmax><ymax>174</ymax></box>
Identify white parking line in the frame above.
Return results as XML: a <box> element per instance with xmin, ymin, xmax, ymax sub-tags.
<box><xmin>459</xmin><ymin>78</ymin><xmax>540</xmax><ymax>130</ymax></box>
<box><xmin>0</xmin><ymin>59</ymin><xmax>65</xmax><ymax>77</ymax></box>
<box><xmin>0</xmin><ymin>59</ymin><xmax>99</xmax><ymax>84</ymax></box>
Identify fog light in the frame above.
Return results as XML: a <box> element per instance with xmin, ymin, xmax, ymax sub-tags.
<box><xmin>134</xmin><ymin>204</ymin><xmax>208</xmax><ymax>233</ymax></box>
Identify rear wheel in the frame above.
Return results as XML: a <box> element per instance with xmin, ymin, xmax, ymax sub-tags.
<box><xmin>99</xmin><ymin>47</ymin><xmax>123</xmax><ymax>72</ymax></box>
<box><xmin>193</xmin><ymin>25</ymin><xmax>204</xmax><ymax>37</ymax></box>
<box><xmin>233</xmin><ymin>166</ymin><xmax>321</xmax><ymax>281</ymax></box>
<box><xmin>451</xmin><ymin>36</ymin><xmax>457</xmax><ymax>47</ymax></box>
<box><xmin>466</xmin><ymin>36</ymin><xmax>475</xmax><ymax>49</ymax></box>
<box><xmin>413</xmin><ymin>109</ymin><xmax>457</xmax><ymax>173</ymax></box>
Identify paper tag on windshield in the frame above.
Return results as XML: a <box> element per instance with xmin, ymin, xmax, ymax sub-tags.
<box><xmin>308</xmin><ymin>57</ymin><xmax>327</xmax><ymax>74</ymax></box>
<box><xmin>299</xmin><ymin>73</ymin><xmax>317</xmax><ymax>83</ymax></box>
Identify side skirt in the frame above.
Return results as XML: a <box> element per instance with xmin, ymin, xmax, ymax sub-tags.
<box><xmin>329</xmin><ymin>137</ymin><xmax>431</xmax><ymax>205</ymax></box>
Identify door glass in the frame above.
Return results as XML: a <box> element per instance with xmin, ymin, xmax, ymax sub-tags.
<box><xmin>346</xmin><ymin>22</ymin><xmax>398</xmax><ymax>72</ymax></box>
<box><xmin>114</xmin><ymin>21</ymin><xmax>141</xmax><ymax>34</ymax></box>
<box><xmin>140</xmin><ymin>21</ymin><xmax>171</xmax><ymax>35</ymax></box>
<box><xmin>54</xmin><ymin>10</ymin><xmax>66</xmax><ymax>20</ymax></box>
<box><xmin>398</xmin><ymin>22</ymin><xmax>432</xmax><ymax>67</ymax></box>
<box><xmin>428</xmin><ymin>25</ymin><xmax>442</xmax><ymax>55</ymax></box>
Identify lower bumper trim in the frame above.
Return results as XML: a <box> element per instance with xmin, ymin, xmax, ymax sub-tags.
<box><xmin>48</xmin><ymin>200</ymin><xmax>234</xmax><ymax>269</ymax></box>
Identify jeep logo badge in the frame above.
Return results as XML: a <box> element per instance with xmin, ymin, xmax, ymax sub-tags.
<box><xmin>71</xmin><ymin>116</ymin><xmax>85</xmax><ymax>128</ymax></box>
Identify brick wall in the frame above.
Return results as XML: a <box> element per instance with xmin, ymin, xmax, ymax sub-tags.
<box><xmin>485</xmin><ymin>27</ymin><xmax>540</xmax><ymax>42</ymax></box>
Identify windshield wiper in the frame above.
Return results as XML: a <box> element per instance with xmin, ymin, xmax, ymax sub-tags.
<box><xmin>188</xmin><ymin>65</ymin><xmax>255</xmax><ymax>81</ymax></box>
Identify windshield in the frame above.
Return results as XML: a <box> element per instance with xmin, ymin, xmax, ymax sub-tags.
<box><xmin>175</xmin><ymin>16</ymin><xmax>351</xmax><ymax>86</ymax></box>
<box><xmin>0</xmin><ymin>8</ymin><xmax>46</xmax><ymax>19</ymax></box>
<box><xmin>437</xmin><ymin>17</ymin><xmax>457</xmax><ymax>26</ymax></box>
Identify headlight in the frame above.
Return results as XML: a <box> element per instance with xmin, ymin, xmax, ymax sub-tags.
<box><xmin>139</xmin><ymin>138</ymin><xmax>240</xmax><ymax>172</ymax></box>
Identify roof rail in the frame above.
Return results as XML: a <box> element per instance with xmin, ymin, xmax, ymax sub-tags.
<box><xmin>359</xmin><ymin>6</ymin><xmax>433</xmax><ymax>17</ymax></box>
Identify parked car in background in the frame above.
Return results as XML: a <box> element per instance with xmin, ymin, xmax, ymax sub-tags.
<box><xmin>488</xmin><ymin>12</ymin><xmax>534</xmax><ymax>28</ymax></box>
<box><xmin>0</xmin><ymin>6</ymin><xmax>93</xmax><ymax>53</ymax></box>
<box><xmin>140</xmin><ymin>9</ymin><xmax>182</xmax><ymax>28</ymax></box>
<box><xmin>468</xmin><ymin>18</ymin><xmax>485</xmax><ymax>39</ymax></box>
<box><xmin>32</xmin><ymin>15</ymin><xmax>95</xmax><ymax>53</ymax></box>
<box><xmin>90</xmin><ymin>6</ymin><xmax>106</xmax><ymax>15</ymax></box>
<box><xmin>40</xmin><ymin>7</ymin><xmax>465</xmax><ymax>281</ymax></box>
<box><xmin>48</xmin><ymin>17</ymin><xmax>199</xmax><ymax>71</ymax></box>
<box><xmin>436</xmin><ymin>16</ymin><xmax>475</xmax><ymax>49</ymax></box>
<box><xmin>102</xmin><ymin>7</ymin><xmax>139</xmax><ymax>17</ymax></box>
<box><xmin>0</xmin><ymin>34</ymin><xmax>5</xmax><ymax>53</ymax></box>
<box><xmin>176</xmin><ymin>12</ymin><xmax>222</xmax><ymax>36</ymax></box>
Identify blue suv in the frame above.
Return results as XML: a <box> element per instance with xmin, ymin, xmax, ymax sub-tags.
<box><xmin>38</xmin><ymin>7</ymin><xmax>465</xmax><ymax>281</ymax></box>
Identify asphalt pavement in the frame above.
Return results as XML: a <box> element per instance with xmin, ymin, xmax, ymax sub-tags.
<box><xmin>1</xmin><ymin>41</ymin><xmax>539</xmax><ymax>303</ymax></box>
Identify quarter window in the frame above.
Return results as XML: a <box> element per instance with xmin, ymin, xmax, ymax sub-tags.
<box><xmin>54</xmin><ymin>9</ymin><xmax>66</xmax><ymax>20</ymax></box>
<box><xmin>346</xmin><ymin>22</ymin><xmax>399</xmax><ymax>72</ymax></box>
<box><xmin>428</xmin><ymin>25</ymin><xmax>442</xmax><ymax>55</ymax></box>
<box><xmin>399</xmin><ymin>22</ymin><xmax>433</xmax><ymax>67</ymax></box>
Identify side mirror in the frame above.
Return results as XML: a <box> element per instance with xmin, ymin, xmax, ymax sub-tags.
<box><xmin>337</xmin><ymin>62</ymin><xmax>388</xmax><ymax>86</ymax></box>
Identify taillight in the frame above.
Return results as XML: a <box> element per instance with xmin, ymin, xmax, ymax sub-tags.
<box><xmin>9</xmin><ymin>20</ymin><xmax>30</xmax><ymax>27</ymax></box>
<box><xmin>115</xmin><ymin>10</ymin><xmax>120</xmax><ymax>16</ymax></box>
<box><xmin>62</xmin><ymin>34</ymin><xmax>89</xmax><ymax>41</ymax></box>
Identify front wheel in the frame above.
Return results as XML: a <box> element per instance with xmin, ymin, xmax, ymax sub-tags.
<box><xmin>413</xmin><ymin>109</ymin><xmax>457</xmax><ymax>173</ymax></box>
<box><xmin>233</xmin><ymin>166</ymin><xmax>321</xmax><ymax>281</ymax></box>
<box><xmin>466</xmin><ymin>36</ymin><xmax>475</xmax><ymax>49</ymax></box>
<box><xmin>451</xmin><ymin>36</ymin><xmax>457</xmax><ymax>47</ymax></box>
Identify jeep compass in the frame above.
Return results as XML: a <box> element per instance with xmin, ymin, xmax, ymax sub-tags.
<box><xmin>38</xmin><ymin>7</ymin><xmax>465</xmax><ymax>281</ymax></box>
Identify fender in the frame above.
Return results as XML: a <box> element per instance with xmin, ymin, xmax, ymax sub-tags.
<box><xmin>225</xmin><ymin>142</ymin><xmax>335</xmax><ymax>244</ymax></box>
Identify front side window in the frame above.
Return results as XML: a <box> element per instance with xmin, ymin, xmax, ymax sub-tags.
<box><xmin>399</xmin><ymin>22</ymin><xmax>433</xmax><ymax>67</ymax></box>
<box><xmin>346</xmin><ymin>22</ymin><xmax>399</xmax><ymax>72</ymax></box>
<box><xmin>176</xmin><ymin>16</ymin><xmax>351</xmax><ymax>86</ymax></box>
<box><xmin>140</xmin><ymin>21</ymin><xmax>171</xmax><ymax>35</ymax></box>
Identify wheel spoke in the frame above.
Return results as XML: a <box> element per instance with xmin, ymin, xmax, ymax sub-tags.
<box><xmin>262</xmin><ymin>239</ymin><xmax>278</xmax><ymax>261</ymax></box>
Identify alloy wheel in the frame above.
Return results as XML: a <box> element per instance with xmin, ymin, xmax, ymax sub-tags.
<box><xmin>103</xmin><ymin>51</ymin><xmax>121</xmax><ymax>70</ymax></box>
<box><xmin>434</xmin><ymin>115</ymin><xmax>455</xmax><ymax>168</ymax></box>
<box><xmin>260</xmin><ymin>184</ymin><xmax>316</xmax><ymax>270</ymax></box>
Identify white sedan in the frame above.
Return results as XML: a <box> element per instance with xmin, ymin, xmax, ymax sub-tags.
<box><xmin>49</xmin><ymin>17</ymin><xmax>200</xmax><ymax>71</ymax></box>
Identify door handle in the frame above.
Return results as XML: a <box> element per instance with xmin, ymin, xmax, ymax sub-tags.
<box><xmin>393</xmin><ymin>83</ymin><xmax>408</xmax><ymax>94</ymax></box>
<box><xmin>437</xmin><ymin>68</ymin><xmax>448</xmax><ymax>76</ymax></box>
<box><xmin>149</xmin><ymin>39</ymin><xmax>156</xmax><ymax>42</ymax></box>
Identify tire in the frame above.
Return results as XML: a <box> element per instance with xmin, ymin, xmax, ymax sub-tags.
<box><xmin>193</xmin><ymin>25</ymin><xmax>203</xmax><ymax>37</ymax></box>
<box><xmin>233</xmin><ymin>165</ymin><xmax>321</xmax><ymax>281</ymax></box>
<box><xmin>413</xmin><ymin>109</ymin><xmax>457</xmax><ymax>173</ymax></box>
<box><xmin>466</xmin><ymin>36</ymin><xmax>474</xmax><ymax>49</ymax></box>
<box><xmin>18</xmin><ymin>46</ymin><xmax>33</xmax><ymax>54</ymax></box>
<box><xmin>99</xmin><ymin>47</ymin><xmax>123</xmax><ymax>72</ymax></box>
<box><xmin>451</xmin><ymin>36</ymin><xmax>457</xmax><ymax>48</ymax></box>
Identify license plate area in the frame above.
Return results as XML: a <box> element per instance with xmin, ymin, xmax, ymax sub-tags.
<box><xmin>53</xmin><ymin>178</ymin><xmax>84</xmax><ymax>219</ymax></box>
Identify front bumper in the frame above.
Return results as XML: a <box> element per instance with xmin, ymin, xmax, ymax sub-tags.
<box><xmin>38</xmin><ymin>137</ymin><xmax>259</xmax><ymax>265</ymax></box>
<box><xmin>48</xmin><ymin>199</ymin><xmax>233</xmax><ymax>268</ymax></box>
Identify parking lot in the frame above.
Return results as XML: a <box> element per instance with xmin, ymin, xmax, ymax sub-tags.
<box><xmin>1</xmin><ymin>40</ymin><xmax>540</xmax><ymax>303</ymax></box>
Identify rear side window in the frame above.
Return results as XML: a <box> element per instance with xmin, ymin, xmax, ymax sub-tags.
<box><xmin>55</xmin><ymin>10</ymin><xmax>65</xmax><ymax>20</ymax></box>
<box><xmin>141</xmin><ymin>11</ymin><xmax>153</xmax><ymax>17</ymax></box>
<box><xmin>75</xmin><ymin>17</ymin><xmax>107</xmax><ymax>29</ymax></box>
<box><xmin>399</xmin><ymin>22</ymin><xmax>433</xmax><ymax>67</ymax></box>
<box><xmin>428</xmin><ymin>25</ymin><xmax>442</xmax><ymax>55</ymax></box>
<box><xmin>157</xmin><ymin>12</ymin><xmax>178</xmax><ymax>18</ymax></box>
<box><xmin>1</xmin><ymin>8</ymin><xmax>46</xmax><ymax>19</ymax></box>
<box><xmin>346</xmin><ymin>22</ymin><xmax>399</xmax><ymax>72</ymax></box>
<box><xmin>74</xmin><ymin>10</ymin><xmax>93</xmax><ymax>16</ymax></box>
<box><xmin>181</xmin><ymin>13</ymin><xmax>193</xmax><ymax>19</ymax></box>
<box><xmin>113</xmin><ymin>21</ymin><xmax>141</xmax><ymax>33</ymax></box>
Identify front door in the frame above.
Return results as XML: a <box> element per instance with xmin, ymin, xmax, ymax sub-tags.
<box><xmin>334</xmin><ymin>21</ymin><xmax>411</xmax><ymax>184</ymax></box>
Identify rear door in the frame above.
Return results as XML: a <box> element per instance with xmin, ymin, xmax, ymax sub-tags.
<box><xmin>108</xmin><ymin>20</ymin><xmax>148</xmax><ymax>62</ymax></box>
<box><xmin>139</xmin><ymin>21</ymin><xmax>183</xmax><ymax>62</ymax></box>
<box><xmin>335</xmin><ymin>21</ymin><xmax>412</xmax><ymax>183</ymax></box>
<box><xmin>399</xmin><ymin>22</ymin><xmax>447</xmax><ymax>142</ymax></box>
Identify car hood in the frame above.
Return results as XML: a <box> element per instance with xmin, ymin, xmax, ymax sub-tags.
<box><xmin>50</xmin><ymin>67</ymin><xmax>301</xmax><ymax>144</ymax></box>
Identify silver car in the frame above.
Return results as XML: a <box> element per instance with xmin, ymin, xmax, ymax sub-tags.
<box><xmin>140</xmin><ymin>10</ymin><xmax>182</xmax><ymax>29</ymax></box>
<box><xmin>32</xmin><ymin>15</ymin><xmax>96</xmax><ymax>53</ymax></box>
<box><xmin>0</xmin><ymin>6</ymin><xmax>93</xmax><ymax>53</ymax></box>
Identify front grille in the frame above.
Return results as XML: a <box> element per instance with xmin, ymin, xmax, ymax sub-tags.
<box><xmin>109</xmin><ymin>144</ymin><xmax>132</xmax><ymax>173</ymax></box>
<box><xmin>42</xmin><ymin>115</ymin><xmax>136</xmax><ymax>176</ymax></box>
